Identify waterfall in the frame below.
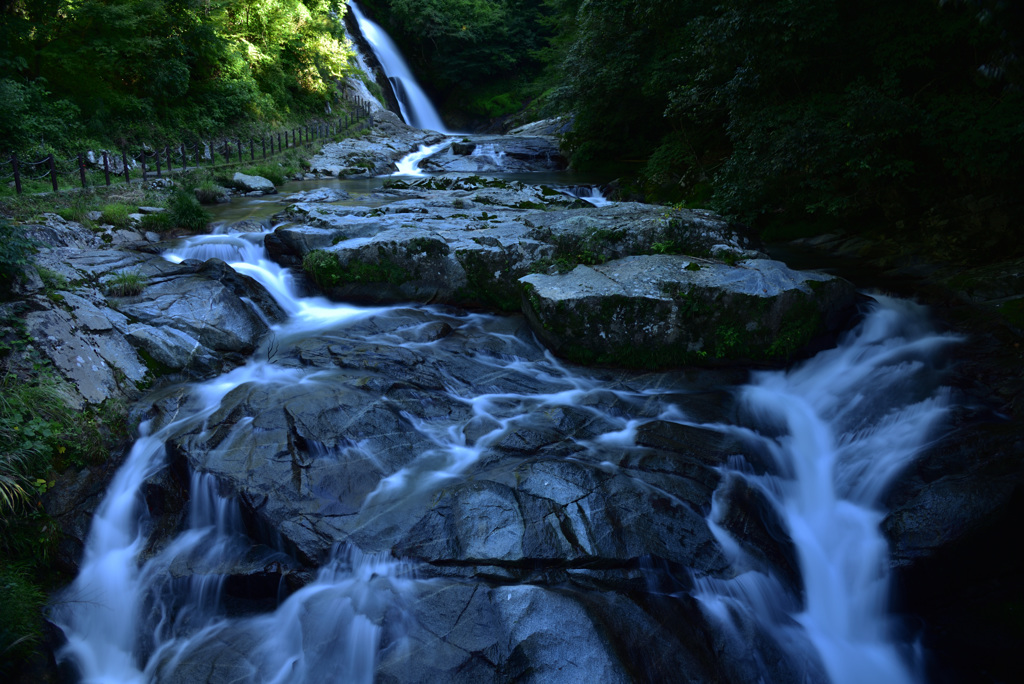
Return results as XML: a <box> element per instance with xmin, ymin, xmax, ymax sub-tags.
<box><xmin>693</xmin><ymin>296</ymin><xmax>961</xmax><ymax>683</ymax></box>
<box><xmin>349</xmin><ymin>2</ymin><xmax>450</xmax><ymax>133</ymax></box>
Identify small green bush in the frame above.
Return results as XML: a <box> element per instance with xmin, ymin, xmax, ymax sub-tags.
<box><xmin>240</xmin><ymin>164</ymin><xmax>285</xmax><ymax>186</ymax></box>
<box><xmin>139</xmin><ymin>212</ymin><xmax>172</xmax><ymax>233</ymax></box>
<box><xmin>194</xmin><ymin>180</ymin><xmax>226</xmax><ymax>205</ymax></box>
<box><xmin>0</xmin><ymin>563</ymin><xmax>45</xmax><ymax>669</ymax></box>
<box><xmin>0</xmin><ymin>221</ymin><xmax>37</xmax><ymax>298</ymax></box>
<box><xmin>104</xmin><ymin>270</ymin><xmax>147</xmax><ymax>297</ymax></box>
<box><xmin>55</xmin><ymin>194</ymin><xmax>94</xmax><ymax>223</ymax></box>
<box><xmin>303</xmin><ymin>249</ymin><xmax>341</xmax><ymax>288</ymax></box>
<box><xmin>99</xmin><ymin>203</ymin><xmax>134</xmax><ymax>229</ymax></box>
<box><xmin>167</xmin><ymin>190</ymin><xmax>211</xmax><ymax>232</ymax></box>
<box><xmin>35</xmin><ymin>266</ymin><xmax>69</xmax><ymax>291</ymax></box>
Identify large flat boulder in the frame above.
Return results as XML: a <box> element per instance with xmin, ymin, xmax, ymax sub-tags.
<box><xmin>520</xmin><ymin>255</ymin><xmax>857</xmax><ymax>366</ymax></box>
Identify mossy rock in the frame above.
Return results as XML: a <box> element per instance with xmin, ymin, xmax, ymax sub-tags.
<box><xmin>519</xmin><ymin>255</ymin><xmax>857</xmax><ymax>368</ymax></box>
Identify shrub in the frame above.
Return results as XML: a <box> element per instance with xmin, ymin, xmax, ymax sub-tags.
<box><xmin>302</xmin><ymin>249</ymin><xmax>341</xmax><ymax>288</ymax></box>
<box><xmin>167</xmin><ymin>190</ymin><xmax>211</xmax><ymax>232</ymax></box>
<box><xmin>0</xmin><ymin>221</ymin><xmax>37</xmax><ymax>298</ymax></box>
<box><xmin>139</xmin><ymin>212</ymin><xmax>172</xmax><ymax>233</ymax></box>
<box><xmin>240</xmin><ymin>164</ymin><xmax>285</xmax><ymax>186</ymax></box>
<box><xmin>55</xmin><ymin>193</ymin><xmax>95</xmax><ymax>223</ymax></box>
<box><xmin>0</xmin><ymin>562</ymin><xmax>44</xmax><ymax>672</ymax></box>
<box><xmin>35</xmin><ymin>266</ymin><xmax>68</xmax><ymax>291</ymax></box>
<box><xmin>99</xmin><ymin>203</ymin><xmax>134</xmax><ymax>229</ymax></box>
<box><xmin>194</xmin><ymin>180</ymin><xmax>226</xmax><ymax>205</ymax></box>
<box><xmin>104</xmin><ymin>270</ymin><xmax>147</xmax><ymax>297</ymax></box>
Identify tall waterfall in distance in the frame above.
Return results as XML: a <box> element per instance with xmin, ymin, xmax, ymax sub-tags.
<box><xmin>349</xmin><ymin>2</ymin><xmax>450</xmax><ymax>133</ymax></box>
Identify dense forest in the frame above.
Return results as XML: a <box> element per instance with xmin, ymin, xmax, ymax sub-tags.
<box><xmin>361</xmin><ymin>0</ymin><xmax>1024</xmax><ymax>251</ymax></box>
<box><xmin>0</xmin><ymin>0</ymin><xmax>356</xmax><ymax>154</ymax></box>
<box><xmin>2</xmin><ymin>0</ymin><xmax>1022</xmax><ymax>249</ymax></box>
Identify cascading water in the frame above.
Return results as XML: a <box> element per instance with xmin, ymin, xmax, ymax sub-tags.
<box><xmin>693</xmin><ymin>297</ymin><xmax>960</xmax><ymax>683</ymax></box>
<box><xmin>392</xmin><ymin>141</ymin><xmax>449</xmax><ymax>176</ymax></box>
<box><xmin>349</xmin><ymin>2</ymin><xmax>449</xmax><ymax>132</ymax></box>
<box><xmin>471</xmin><ymin>144</ymin><xmax>506</xmax><ymax>167</ymax></box>
<box><xmin>52</xmin><ymin>198</ymin><xmax>958</xmax><ymax>682</ymax></box>
<box><xmin>559</xmin><ymin>185</ymin><xmax>613</xmax><ymax>207</ymax></box>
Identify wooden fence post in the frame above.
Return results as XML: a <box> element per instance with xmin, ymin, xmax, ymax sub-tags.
<box><xmin>12</xmin><ymin>152</ymin><xmax>21</xmax><ymax>194</ymax></box>
<box><xmin>103</xmin><ymin>151</ymin><xmax>110</xmax><ymax>186</ymax></box>
<box><xmin>78</xmin><ymin>153</ymin><xmax>87</xmax><ymax>188</ymax></box>
<box><xmin>122</xmin><ymin>150</ymin><xmax>130</xmax><ymax>184</ymax></box>
<box><xmin>48</xmin><ymin>155</ymin><xmax>58</xmax><ymax>192</ymax></box>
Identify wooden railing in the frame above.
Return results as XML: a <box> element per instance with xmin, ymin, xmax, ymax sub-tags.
<box><xmin>2</xmin><ymin>96</ymin><xmax>376</xmax><ymax>194</ymax></box>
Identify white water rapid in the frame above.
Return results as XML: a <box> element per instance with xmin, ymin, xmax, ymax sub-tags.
<box><xmin>560</xmin><ymin>185</ymin><xmax>613</xmax><ymax>207</ymax></box>
<box><xmin>350</xmin><ymin>2</ymin><xmax>450</xmax><ymax>133</ymax></box>
<box><xmin>392</xmin><ymin>141</ymin><xmax>449</xmax><ymax>176</ymax></box>
<box><xmin>52</xmin><ymin>209</ymin><xmax>957</xmax><ymax>682</ymax></box>
<box><xmin>694</xmin><ymin>296</ymin><xmax>961</xmax><ymax>684</ymax></box>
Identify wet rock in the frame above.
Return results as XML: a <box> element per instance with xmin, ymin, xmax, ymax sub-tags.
<box><xmin>420</xmin><ymin>136</ymin><xmax>566</xmax><ymax>174</ymax></box>
<box><xmin>196</xmin><ymin>184</ymin><xmax>230</xmax><ymax>204</ymax></box>
<box><xmin>308</xmin><ymin>111</ymin><xmax>446</xmax><ymax>177</ymax></box>
<box><xmin>282</xmin><ymin>187</ymin><xmax>350</xmax><ymax>204</ymax></box>
<box><xmin>126</xmin><ymin>324</ymin><xmax>221</xmax><ymax>373</ymax></box>
<box><xmin>25</xmin><ymin>297</ymin><xmax>148</xmax><ymax>407</ymax></box>
<box><xmin>115</xmin><ymin>258</ymin><xmax>286</xmax><ymax>354</ymax></box>
<box><xmin>232</xmin><ymin>172</ymin><xmax>276</xmax><ymax>195</ymax></box>
<box><xmin>392</xmin><ymin>455</ymin><xmax>726</xmax><ymax>575</ymax></box>
<box><xmin>520</xmin><ymin>256</ymin><xmax>857</xmax><ymax>367</ymax></box>
<box><xmin>884</xmin><ymin>417</ymin><xmax>1024</xmax><ymax>569</ymax></box>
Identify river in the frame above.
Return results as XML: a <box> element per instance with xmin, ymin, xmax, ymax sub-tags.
<box><xmin>46</xmin><ymin>163</ymin><xmax>961</xmax><ymax>682</ymax></box>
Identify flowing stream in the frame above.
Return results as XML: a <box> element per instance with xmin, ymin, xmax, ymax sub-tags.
<box><xmin>51</xmin><ymin>202</ymin><xmax>959</xmax><ymax>681</ymax></box>
<box><xmin>349</xmin><ymin>2</ymin><xmax>450</xmax><ymax>133</ymax></box>
<box><xmin>48</xmin><ymin>116</ymin><xmax>962</xmax><ymax>680</ymax></box>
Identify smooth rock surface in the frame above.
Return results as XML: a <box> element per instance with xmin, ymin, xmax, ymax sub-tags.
<box><xmin>232</xmin><ymin>172</ymin><xmax>276</xmax><ymax>195</ymax></box>
<box><xmin>521</xmin><ymin>256</ymin><xmax>857</xmax><ymax>366</ymax></box>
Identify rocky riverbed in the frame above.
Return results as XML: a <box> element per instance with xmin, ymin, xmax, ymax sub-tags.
<box><xmin>10</xmin><ymin>111</ymin><xmax>1021</xmax><ymax>683</ymax></box>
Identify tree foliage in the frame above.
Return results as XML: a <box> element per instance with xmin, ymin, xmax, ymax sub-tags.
<box><xmin>0</xmin><ymin>0</ymin><xmax>356</xmax><ymax>154</ymax></box>
<box><xmin>555</xmin><ymin>0</ymin><xmax>1024</xmax><ymax>239</ymax></box>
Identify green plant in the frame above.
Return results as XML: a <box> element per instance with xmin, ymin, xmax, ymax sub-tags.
<box><xmin>240</xmin><ymin>164</ymin><xmax>286</xmax><ymax>186</ymax></box>
<box><xmin>104</xmin><ymin>270</ymin><xmax>147</xmax><ymax>297</ymax></box>
<box><xmin>0</xmin><ymin>562</ymin><xmax>45</xmax><ymax>670</ymax></box>
<box><xmin>139</xmin><ymin>212</ymin><xmax>172</xmax><ymax>233</ymax></box>
<box><xmin>99</xmin><ymin>203</ymin><xmax>134</xmax><ymax>229</ymax></box>
<box><xmin>35</xmin><ymin>266</ymin><xmax>69</xmax><ymax>291</ymax></box>
<box><xmin>0</xmin><ymin>371</ymin><xmax>72</xmax><ymax>513</ymax></box>
<box><xmin>167</xmin><ymin>190</ymin><xmax>211</xmax><ymax>232</ymax></box>
<box><xmin>0</xmin><ymin>222</ymin><xmax>37</xmax><ymax>297</ymax></box>
<box><xmin>55</xmin><ymin>193</ymin><xmax>95</xmax><ymax>223</ymax></box>
<box><xmin>193</xmin><ymin>180</ymin><xmax>226</xmax><ymax>205</ymax></box>
<box><xmin>303</xmin><ymin>249</ymin><xmax>341</xmax><ymax>288</ymax></box>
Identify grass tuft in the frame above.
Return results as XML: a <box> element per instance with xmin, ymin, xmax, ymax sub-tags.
<box><xmin>104</xmin><ymin>270</ymin><xmax>147</xmax><ymax>297</ymax></box>
<box><xmin>167</xmin><ymin>190</ymin><xmax>211</xmax><ymax>232</ymax></box>
<box><xmin>99</xmin><ymin>203</ymin><xmax>135</xmax><ymax>229</ymax></box>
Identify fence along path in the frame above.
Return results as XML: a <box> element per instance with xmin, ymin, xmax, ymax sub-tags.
<box><xmin>3</xmin><ymin>96</ymin><xmax>375</xmax><ymax>194</ymax></box>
